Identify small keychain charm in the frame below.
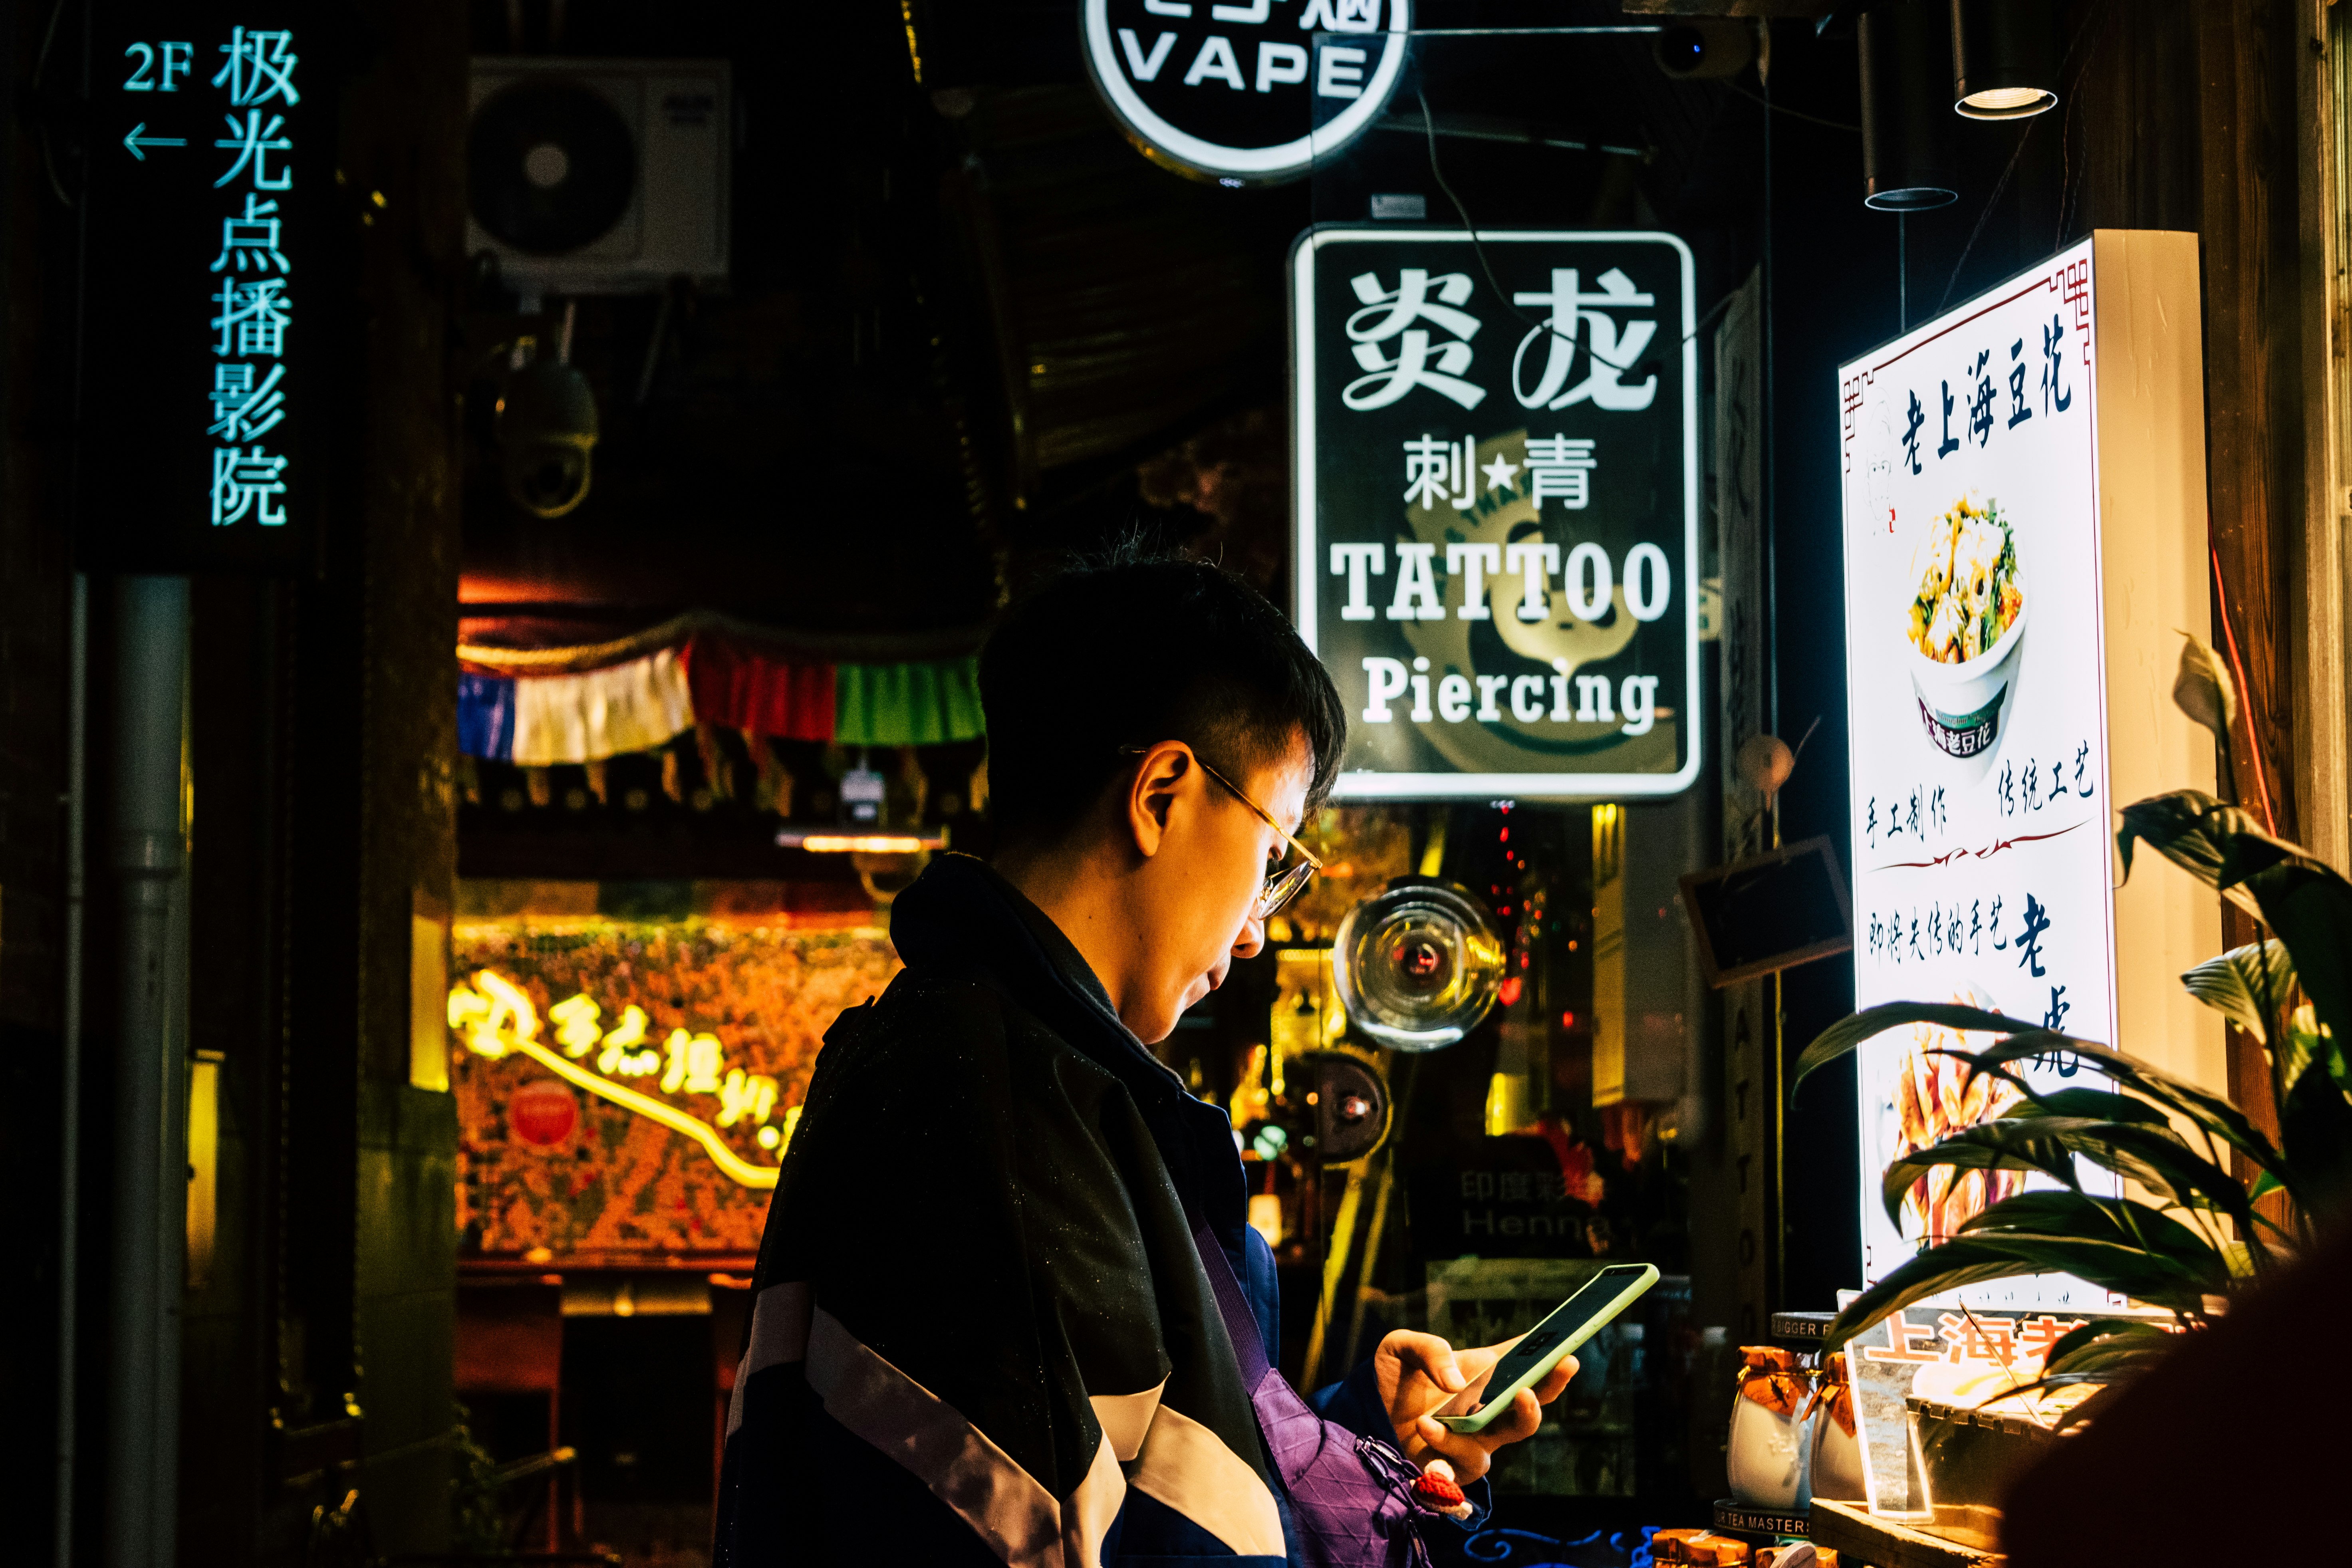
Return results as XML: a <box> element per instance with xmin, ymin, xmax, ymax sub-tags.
<box><xmin>1411</xmin><ymin>1458</ymin><xmax>1475</xmax><ymax>1521</ymax></box>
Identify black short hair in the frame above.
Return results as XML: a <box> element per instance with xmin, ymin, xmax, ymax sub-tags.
<box><xmin>979</xmin><ymin>548</ymin><xmax>1348</xmax><ymax>843</ymax></box>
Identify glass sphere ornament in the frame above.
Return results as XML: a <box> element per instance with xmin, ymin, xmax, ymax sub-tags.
<box><xmin>1330</xmin><ymin>879</ymin><xmax>1505</xmax><ymax>1052</ymax></box>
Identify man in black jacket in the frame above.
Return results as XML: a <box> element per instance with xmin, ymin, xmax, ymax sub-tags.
<box><xmin>716</xmin><ymin>554</ymin><xmax>1571</xmax><ymax>1566</ymax></box>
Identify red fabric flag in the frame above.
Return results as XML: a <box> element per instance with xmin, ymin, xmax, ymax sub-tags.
<box><xmin>681</xmin><ymin>633</ymin><xmax>835</xmax><ymax>741</ymax></box>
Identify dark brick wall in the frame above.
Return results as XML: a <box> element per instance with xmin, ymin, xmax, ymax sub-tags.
<box><xmin>171</xmin><ymin>6</ymin><xmax>467</xmax><ymax>1564</ymax></box>
<box><xmin>0</xmin><ymin>0</ymin><xmax>86</xmax><ymax>1555</ymax></box>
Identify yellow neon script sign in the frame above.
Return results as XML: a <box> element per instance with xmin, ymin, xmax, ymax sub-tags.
<box><xmin>447</xmin><ymin>969</ymin><xmax>798</xmax><ymax>1189</ymax></box>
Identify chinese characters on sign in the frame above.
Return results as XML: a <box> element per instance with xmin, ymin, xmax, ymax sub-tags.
<box><xmin>1840</xmin><ymin>238</ymin><xmax>2119</xmax><ymax>1314</ymax></box>
<box><xmin>206</xmin><ymin>28</ymin><xmax>297</xmax><ymax>528</ymax></box>
<box><xmin>1295</xmin><ymin>232</ymin><xmax>1699</xmax><ymax>800</ymax></box>
<box><xmin>449</xmin><ymin>969</ymin><xmax>796</xmax><ymax>1187</ymax></box>
<box><xmin>81</xmin><ymin>6</ymin><xmax>312</xmax><ymax>570</ymax></box>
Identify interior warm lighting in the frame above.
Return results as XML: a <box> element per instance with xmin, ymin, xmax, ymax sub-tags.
<box><xmin>1958</xmin><ymin>84</ymin><xmax>2055</xmax><ymax>119</ymax></box>
<box><xmin>775</xmin><ymin>830</ymin><xmax>946</xmax><ymax>853</ymax></box>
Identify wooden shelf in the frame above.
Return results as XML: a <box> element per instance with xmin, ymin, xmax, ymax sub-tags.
<box><xmin>1807</xmin><ymin>1501</ymin><xmax>1999</xmax><ymax>1568</ymax></box>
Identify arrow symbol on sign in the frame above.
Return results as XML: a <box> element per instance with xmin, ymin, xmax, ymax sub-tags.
<box><xmin>123</xmin><ymin>123</ymin><xmax>188</xmax><ymax>161</ymax></box>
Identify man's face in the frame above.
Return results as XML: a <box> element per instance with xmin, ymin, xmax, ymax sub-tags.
<box><xmin>1123</xmin><ymin>729</ymin><xmax>1315</xmax><ymax>1045</ymax></box>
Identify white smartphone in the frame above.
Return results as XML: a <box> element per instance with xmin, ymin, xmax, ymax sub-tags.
<box><xmin>1432</xmin><ymin>1262</ymin><xmax>1659</xmax><ymax>1434</ymax></box>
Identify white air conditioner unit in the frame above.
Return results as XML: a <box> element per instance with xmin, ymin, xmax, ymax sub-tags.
<box><xmin>466</xmin><ymin>57</ymin><xmax>730</xmax><ymax>298</ymax></box>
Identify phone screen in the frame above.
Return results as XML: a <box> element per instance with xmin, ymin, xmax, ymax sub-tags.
<box><xmin>1457</xmin><ymin>1264</ymin><xmax>1650</xmax><ymax>1415</ymax></box>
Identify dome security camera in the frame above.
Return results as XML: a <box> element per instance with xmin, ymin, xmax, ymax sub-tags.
<box><xmin>1653</xmin><ymin>20</ymin><xmax>1757</xmax><ymax>82</ymax></box>
<box><xmin>497</xmin><ymin>355</ymin><xmax>599</xmax><ymax>518</ymax></box>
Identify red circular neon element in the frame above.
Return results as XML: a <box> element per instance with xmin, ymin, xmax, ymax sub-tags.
<box><xmin>509</xmin><ymin>1079</ymin><xmax>579</xmax><ymax>1147</ymax></box>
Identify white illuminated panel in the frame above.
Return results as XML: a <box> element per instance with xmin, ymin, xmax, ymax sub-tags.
<box><xmin>1836</xmin><ymin>232</ymin><xmax>2222</xmax><ymax>1311</ymax></box>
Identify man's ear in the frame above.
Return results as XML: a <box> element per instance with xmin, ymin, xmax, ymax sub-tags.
<box><xmin>1125</xmin><ymin>741</ymin><xmax>1195</xmax><ymax>859</ymax></box>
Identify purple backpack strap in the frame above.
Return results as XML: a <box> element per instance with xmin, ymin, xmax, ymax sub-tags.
<box><xmin>1189</xmin><ymin>1217</ymin><xmax>1434</xmax><ymax>1568</ymax></box>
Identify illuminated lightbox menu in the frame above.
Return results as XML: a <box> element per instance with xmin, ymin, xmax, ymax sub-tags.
<box><xmin>1836</xmin><ymin>232</ymin><xmax>2223</xmax><ymax>1312</ymax></box>
<box><xmin>79</xmin><ymin>8</ymin><xmax>322</xmax><ymax>571</ymax></box>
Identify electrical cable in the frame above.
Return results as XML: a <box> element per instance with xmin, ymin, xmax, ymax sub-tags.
<box><xmin>1721</xmin><ymin>80</ymin><xmax>1859</xmax><ymax>134</ymax></box>
<box><xmin>1416</xmin><ymin>91</ymin><xmax>1740</xmax><ymax>359</ymax></box>
<box><xmin>1933</xmin><ymin>116</ymin><xmax>2038</xmax><ymax>318</ymax></box>
<box><xmin>2051</xmin><ymin>0</ymin><xmax>2119</xmax><ymax>250</ymax></box>
<box><xmin>1407</xmin><ymin>26</ymin><xmax>1661</xmax><ymax>36</ymax></box>
<box><xmin>34</xmin><ymin>0</ymin><xmax>74</xmax><ymax>208</ymax></box>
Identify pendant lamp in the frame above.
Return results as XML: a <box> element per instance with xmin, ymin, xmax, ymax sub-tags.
<box><xmin>1950</xmin><ymin>0</ymin><xmax>2057</xmax><ymax>120</ymax></box>
<box><xmin>1859</xmin><ymin>0</ymin><xmax>1957</xmax><ymax>210</ymax></box>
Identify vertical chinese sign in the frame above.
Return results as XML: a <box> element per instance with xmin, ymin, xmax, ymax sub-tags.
<box><xmin>1293</xmin><ymin>230</ymin><xmax>1700</xmax><ymax>800</ymax></box>
<box><xmin>79</xmin><ymin>7</ymin><xmax>317</xmax><ymax>570</ymax></box>
<box><xmin>1837</xmin><ymin>232</ymin><xmax>2222</xmax><ymax>1314</ymax></box>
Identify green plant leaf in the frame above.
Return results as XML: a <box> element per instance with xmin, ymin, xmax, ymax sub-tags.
<box><xmin>1828</xmin><ymin>1188</ymin><xmax>2235</xmax><ymax>1346</ymax></box>
<box><xmin>1955</xmin><ymin>1189</ymin><xmax>2229</xmax><ymax>1278</ymax></box>
<box><xmin>2173</xmin><ymin>632</ymin><xmax>2241</xmax><ymax>802</ymax></box>
<box><xmin>1878</xmin><ymin>1108</ymin><xmax>2260</xmax><ymax>1264</ymax></box>
<box><xmin>2045</xmin><ymin>1317</ymin><xmax>2174</xmax><ymax>1370</ymax></box>
<box><xmin>2227</xmin><ymin>853</ymin><xmax>2352</xmax><ymax>1199</ymax></box>
<box><xmin>2274</xmin><ymin>1023</ymin><xmax>2322</xmax><ymax>1118</ymax></box>
<box><xmin>2010</xmin><ymin>1087</ymin><xmax>2176</xmax><ymax>1126</ymax></box>
<box><xmin>2114</xmin><ymin>791</ymin><xmax>2264</xmax><ymax>917</ymax></box>
<box><xmin>2278</xmin><ymin>1051</ymin><xmax>2352</xmax><ymax>1222</ymax></box>
<box><xmin>1792</xmin><ymin>1000</ymin><xmax>2048</xmax><ymax>1091</ymax></box>
<box><xmin>2171</xmin><ymin>631</ymin><xmax>2238</xmax><ymax>746</ymax></box>
<box><xmin>1822</xmin><ymin>1226</ymin><xmax>2223</xmax><ymax>1348</ymax></box>
<box><xmin>2030</xmin><ymin>1122</ymin><xmax>2261</xmax><ymax>1258</ymax></box>
<box><xmin>1879</xmin><ymin>1121</ymin><xmax>2084</xmax><ymax>1227</ymax></box>
<box><xmin>1997</xmin><ymin>1350</ymin><xmax>2175</xmax><ymax>1412</ymax></box>
<box><xmin>1988</xmin><ymin>1321</ymin><xmax>2183</xmax><ymax>1413</ymax></box>
<box><xmin>2181</xmin><ymin>940</ymin><xmax>2294</xmax><ymax>1045</ymax></box>
<box><xmin>2052</xmin><ymin>1385</ymin><xmax>2117</xmax><ymax>1431</ymax></box>
<box><xmin>1960</xmin><ymin>1032</ymin><xmax>2282</xmax><ymax>1175</ymax></box>
<box><xmin>2233</xmin><ymin>857</ymin><xmax>2352</xmax><ymax>1048</ymax></box>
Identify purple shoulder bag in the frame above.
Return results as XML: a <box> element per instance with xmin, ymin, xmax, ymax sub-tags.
<box><xmin>1190</xmin><ymin>1218</ymin><xmax>1440</xmax><ymax>1568</ymax></box>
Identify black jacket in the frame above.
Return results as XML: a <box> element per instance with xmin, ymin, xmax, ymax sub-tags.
<box><xmin>713</xmin><ymin>853</ymin><xmax>1474</xmax><ymax>1564</ymax></box>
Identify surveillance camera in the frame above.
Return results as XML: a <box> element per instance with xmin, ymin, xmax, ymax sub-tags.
<box><xmin>496</xmin><ymin>355</ymin><xmax>599</xmax><ymax>518</ymax></box>
<box><xmin>1653</xmin><ymin>20</ymin><xmax>1756</xmax><ymax>82</ymax></box>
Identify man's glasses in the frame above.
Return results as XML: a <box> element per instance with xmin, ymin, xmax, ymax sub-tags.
<box><xmin>1119</xmin><ymin>745</ymin><xmax>1323</xmax><ymax>920</ymax></box>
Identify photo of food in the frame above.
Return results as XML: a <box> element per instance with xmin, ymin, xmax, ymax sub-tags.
<box><xmin>1891</xmin><ymin>1000</ymin><xmax>2028</xmax><ymax>1245</ymax></box>
<box><xmin>1906</xmin><ymin>497</ymin><xmax>2023</xmax><ymax>666</ymax></box>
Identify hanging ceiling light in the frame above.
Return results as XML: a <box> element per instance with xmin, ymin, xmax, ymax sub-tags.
<box><xmin>1950</xmin><ymin>0</ymin><xmax>2058</xmax><ymax>120</ymax></box>
<box><xmin>1859</xmin><ymin>0</ymin><xmax>1957</xmax><ymax>210</ymax></box>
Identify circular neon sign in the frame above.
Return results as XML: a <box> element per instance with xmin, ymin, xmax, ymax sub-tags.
<box><xmin>1081</xmin><ymin>0</ymin><xmax>1413</xmax><ymax>185</ymax></box>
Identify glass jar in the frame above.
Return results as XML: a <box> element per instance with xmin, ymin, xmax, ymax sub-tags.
<box><xmin>1725</xmin><ymin>1346</ymin><xmax>1815</xmax><ymax>1510</ymax></box>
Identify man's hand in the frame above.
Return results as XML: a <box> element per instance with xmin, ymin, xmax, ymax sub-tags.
<box><xmin>1371</xmin><ymin>1330</ymin><xmax>1576</xmax><ymax>1482</ymax></box>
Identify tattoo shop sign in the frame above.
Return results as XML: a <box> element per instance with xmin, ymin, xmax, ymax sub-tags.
<box><xmin>1292</xmin><ymin>229</ymin><xmax>1700</xmax><ymax>800</ymax></box>
<box><xmin>78</xmin><ymin>7</ymin><xmax>317</xmax><ymax>570</ymax></box>
<box><xmin>1082</xmin><ymin>0</ymin><xmax>1409</xmax><ymax>184</ymax></box>
<box><xmin>1837</xmin><ymin>232</ymin><xmax>2223</xmax><ymax>1312</ymax></box>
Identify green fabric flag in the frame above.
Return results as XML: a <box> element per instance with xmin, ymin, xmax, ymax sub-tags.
<box><xmin>833</xmin><ymin>656</ymin><xmax>985</xmax><ymax>746</ymax></box>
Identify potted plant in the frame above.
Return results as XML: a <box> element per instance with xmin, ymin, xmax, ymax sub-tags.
<box><xmin>1795</xmin><ymin>635</ymin><xmax>2352</xmax><ymax>1435</ymax></box>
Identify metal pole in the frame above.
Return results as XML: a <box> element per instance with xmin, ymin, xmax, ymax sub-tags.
<box><xmin>105</xmin><ymin>574</ymin><xmax>189</xmax><ymax>1568</ymax></box>
<box><xmin>55</xmin><ymin>574</ymin><xmax>88</xmax><ymax>1568</ymax></box>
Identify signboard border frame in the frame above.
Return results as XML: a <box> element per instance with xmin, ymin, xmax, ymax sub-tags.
<box><xmin>1290</xmin><ymin>225</ymin><xmax>1703</xmax><ymax>801</ymax></box>
<box><xmin>1834</xmin><ymin>234</ymin><xmax>2120</xmax><ymax>1053</ymax></box>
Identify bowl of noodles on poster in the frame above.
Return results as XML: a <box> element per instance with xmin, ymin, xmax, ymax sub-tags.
<box><xmin>1904</xmin><ymin>495</ymin><xmax>2027</xmax><ymax>774</ymax></box>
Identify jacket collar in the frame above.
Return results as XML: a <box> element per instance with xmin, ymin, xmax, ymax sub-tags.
<box><xmin>890</xmin><ymin>852</ymin><xmax>1249</xmax><ymax>1236</ymax></box>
